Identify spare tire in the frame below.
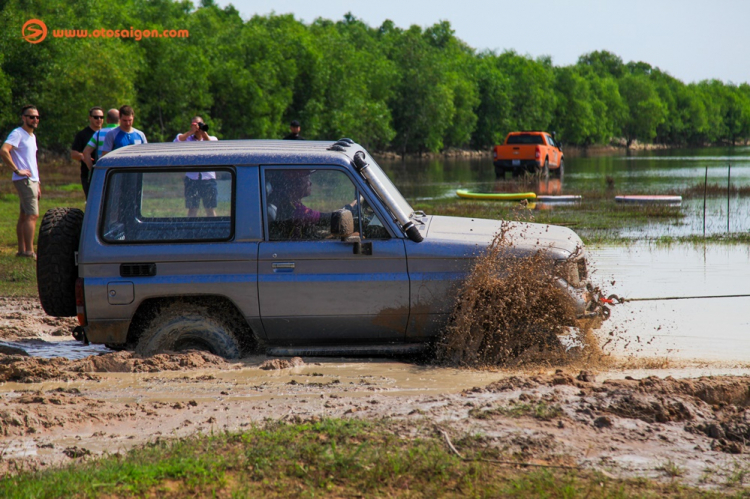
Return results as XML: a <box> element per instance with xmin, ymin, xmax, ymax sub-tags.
<box><xmin>37</xmin><ymin>207</ymin><xmax>84</xmax><ymax>317</ymax></box>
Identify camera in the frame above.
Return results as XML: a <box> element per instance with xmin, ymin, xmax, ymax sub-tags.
<box><xmin>197</xmin><ymin>122</ymin><xmax>209</xmax><ymax>132</ymax></box>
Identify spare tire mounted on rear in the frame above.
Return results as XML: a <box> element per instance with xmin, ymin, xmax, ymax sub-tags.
<box><xmin>37</xmin><ymin>207</ymin><xmax>84</xmax><ymax>317</ymax></box>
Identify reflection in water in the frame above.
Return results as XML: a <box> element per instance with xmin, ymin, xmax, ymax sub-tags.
<box><xmin>590</xmin><ymin>244</ymin><xmax>750</xmax><ymax>362</ymax></box>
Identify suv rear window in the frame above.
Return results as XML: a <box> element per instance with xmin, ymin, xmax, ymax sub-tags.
<box><xmin>506</xmin><ymin>134</ymin><xmax>545</xmax><ymax>145</ymax></box>
<box><xmin>101</xmin><ymin>169</ymin><xmax>234</xmax><ymax>243</ymax></box>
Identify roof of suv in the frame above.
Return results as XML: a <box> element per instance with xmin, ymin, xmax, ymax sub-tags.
<box><xmin>96</xmin><ymin>140</ymin><xmax>361</xmax><ymax>169</ymax></box>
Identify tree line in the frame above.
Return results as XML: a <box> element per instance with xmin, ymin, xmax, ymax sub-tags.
<box><xmin>2</xmin><ymin>0</ymin><xmax>749</xmax><ymax>154</ymax></box>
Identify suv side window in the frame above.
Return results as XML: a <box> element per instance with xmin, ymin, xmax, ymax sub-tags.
<box><xmin>265</xmin><ymin>168</ymin><xmax>390</xmax><ymax>241</ymax></box>
<box><xmin>101</xmin><ymin>169</ymin><xmax>233</xmax><ymax>243</ymax></box>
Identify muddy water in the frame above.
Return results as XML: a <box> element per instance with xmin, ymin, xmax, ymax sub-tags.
<box><xmin>591</xmin><ymin>243</ymin><xmax>750</xmax><ymax>362</ymax></box>
<box><xmin>0</xmin><ymin>338</ymin><xmax>111</xmax><ymax>359</ymax></box>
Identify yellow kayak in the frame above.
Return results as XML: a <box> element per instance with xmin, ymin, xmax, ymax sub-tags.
<box><xmin>456</xmin><ymin>189</ymin><xmax>537</xmax><ymax>201</ymax></box>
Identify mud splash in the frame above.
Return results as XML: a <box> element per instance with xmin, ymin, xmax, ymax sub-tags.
<box><xmin>435</xmin><ymin>225</ymin><xmax>585</xmax><ymax>367</ymax></box>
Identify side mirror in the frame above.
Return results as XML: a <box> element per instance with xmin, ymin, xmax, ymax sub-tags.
<box><xmin>331</xmin><ymin>209</ymin><xmax>354</xmax><ymax>239</ymax></box>
<box><xmin>331</xmin><ymin>208</ymin><xmax>372</xmax><ymax>255</ymax></box>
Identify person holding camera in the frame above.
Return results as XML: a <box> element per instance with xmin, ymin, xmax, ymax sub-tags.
<box><xmin>175</xmin><ymin>116</ymin><xmax>216</xmax><ymax>143</ymax></box>
<box><xmin>174</xmin><ymin>116</ymin><xmax>218</xmax><ymax>217</ymax></box>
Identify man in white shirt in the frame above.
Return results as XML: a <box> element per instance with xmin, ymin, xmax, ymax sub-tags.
<box><xmin>1</xmin><ymin>105</ymin><xmax>41</xmax><ymax>259</ymax></box>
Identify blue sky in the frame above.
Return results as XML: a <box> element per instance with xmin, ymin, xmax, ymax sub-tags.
<box><xmin>213</xmin><ymin>0</ymin><xmax>750</xmax><ymax>85</ymax></box>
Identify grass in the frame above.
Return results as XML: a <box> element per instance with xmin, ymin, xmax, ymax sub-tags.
<box><xmin>412</xmin><ymin>196</ymin><xmax>690</xmax><ymax>245</ymax></box>
<box><xmin>0</xmin><ymin>418</ymin><xmax>738</xmax><ymax>498</ymax></box>
<box><xmin>469</xmin><ymin>401</ymin><xmax>563</xmax><ymax>421</ymax></box>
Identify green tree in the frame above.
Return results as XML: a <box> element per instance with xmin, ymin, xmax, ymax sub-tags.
<box><xmin>496</xmin><ymin>51</ymin><xmax>556</xmax><ymax>132</ymax></box>
<box><xmin>385</xmin><ymin>24</ymin><xmax>455</xmax><ymax>154</ymax></box>
<box><xmin>471</xmin><ymin>52</ymin><xmax>512</xmax><ymax>149</ymax></box>
<box><xmin>551</xmin><ymin>66</ymin><xmax>596</xmax><ymax>145</ymax></box>
<box><xmin>618</xmin><ymin>73</ymin><xmax>666</xmax><ymax>147</ymax></box>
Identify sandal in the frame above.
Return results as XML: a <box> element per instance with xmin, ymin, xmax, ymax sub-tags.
<box><xmin>15</xmin><ymin>251</ymin><xmax>36</xmax><ymax>260</ymax></box>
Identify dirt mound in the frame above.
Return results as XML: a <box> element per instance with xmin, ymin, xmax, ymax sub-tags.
<box><xmin>72</xmin><ymin>350</ymin><xmax>230</xmax><ymax>373</ymax></box>
<box><xmin>602</xmin><ymin>375</ymin><xmax>750</xmax><ymax>406</ymax></box>
<box><xmin>0</xmin><ymin>388</ymin><xmax>140</xmax><ymax>438</ymax></box>
<box><xmin>0</xmin><ymin>356</ymin><xmax>89</xmax><ymax>383</ymax></box>
<box><xmin>435</xmin><ymin>225</ymin><xmax>581</xmax><ymax>367</ymax></box>
<box><xmin>0</xmin><ymin>351</ymin><xmax>233</xmax><ymax>383</ymax></box>
<box><xmin>259</xmin><ymin>357</ymin><xmax>305</xmax><ymax>370</ymax></box>
<box><xmin>0</xmin><ymin>298</ymin><xmax>77</xmax><ymax>340</ymax></box>
<box><xmin>478</xmin><ymin>372</ymin><xmax>749</xmax><ymax>454</ymax></box>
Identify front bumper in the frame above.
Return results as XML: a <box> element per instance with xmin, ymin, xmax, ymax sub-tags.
<box><xmin>556</xmin><ymin>279</ymin><xmax>607</xmax><ymax>321</ymax></box>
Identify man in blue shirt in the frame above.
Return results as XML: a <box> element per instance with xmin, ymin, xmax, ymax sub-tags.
<box><xmin>101</xmin><ymin>105</ymin><xmax>147</xmax><ymax>156</ymax></box>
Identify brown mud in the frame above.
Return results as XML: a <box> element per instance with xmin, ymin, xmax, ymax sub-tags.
<box><xmin>436</xmin><ymin>226</ymin><xmax>599</xmax><ymax>368</ymax></box>
<box><xmin>1</xmin><ymin>298</ymin><xmax>749</xmax><ymax>490</ymax></box>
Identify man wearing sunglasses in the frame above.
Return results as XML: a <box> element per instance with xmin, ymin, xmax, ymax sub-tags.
<box><xmin>71</xmin><ymin>106</ymin><xmax>104</xmax><ymax>199</ymax></box>
<box><xmin>1</xmin><ymin>105</ymin><xmax>41</xmax><ymax>259</ymax></box>
<box><xmin>82</xmin><ymin>108</ymin><xmax>119</xmax><ymax>196</ymax></box>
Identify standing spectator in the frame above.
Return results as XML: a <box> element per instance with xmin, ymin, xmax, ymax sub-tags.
<box><xmin>71</xmin><ymin>106</ymin><xmax>104</xmax><ymax>199</ymax></box>
<box><xmin>283</xmin><ymin>120</ymin><xmax>304</xmax><ymax>140</ymax></box>
<box><xmin>100</xmin><ymin>105</ymin><xmax>147</xmax><ymax>157</ymax></box>
<box><xmin>0</xmin><ymin>105</ymin><xmax>41</xmax><ymax>259</ymax></box>
<box><xmin>82</xmin><ymin>108</ymin><xmax>119</xmax><ymax>185</ymax></box>
<box><xmin>174</xmin><ymin>116</ymin><xmax>218</xmax><ymax>217</ymax></box>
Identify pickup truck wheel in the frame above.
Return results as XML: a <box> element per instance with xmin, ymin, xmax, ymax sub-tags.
<box><xmin>37</xmin><ymin>207</ymin><xmax>84</xmax><ymax>317</ymax></box>
<box><xmin>542</xmin><ymin>158</ymin><xmax>549</xmax><ymax>176</ymax></box>
<box><xmin>553</xmin><ymin>159</ymin><xmax>564</xmax><ymax>177</ymax></box>
<box><xmin>494</xmin><ymin>165</ymin><xmax>505</xmax><ymax>179</ymax></box>
<box><xmin>135</xmin><ymin>303</ymin><xmax>242</xmax><ymax>359</ymax></box>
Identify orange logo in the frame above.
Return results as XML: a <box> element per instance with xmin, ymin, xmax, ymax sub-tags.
<box><xmin>22</xmin><ymin>19</ymin><xmax>47</xmax><ymax>44</ymax></box>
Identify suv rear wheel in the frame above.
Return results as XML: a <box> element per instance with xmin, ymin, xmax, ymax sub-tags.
<box><xmin>37</xmin><ymin>207</ymin><xmax>84</xmax><ymax>317</ymax></box>
<box><xmin>135</xmin><ymin>302</ymin><xmax>242</xmax><ymax>359</ymax></box>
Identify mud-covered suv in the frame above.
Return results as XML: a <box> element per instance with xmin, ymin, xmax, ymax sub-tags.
<box><xmin>37</xmin><ymin>140</ymin><xmax>600</xmax><ymax>359</ymax></box>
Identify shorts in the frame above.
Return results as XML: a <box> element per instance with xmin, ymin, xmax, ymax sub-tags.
<box><xmin>184</xmin><ymin>177</ymin><xmax>218</xmax><ymax>210</ymax></box>
<box><xmin>14</xmin><ymin>178</ymin><xmax>39</xmax><ymax>215</ymax></box>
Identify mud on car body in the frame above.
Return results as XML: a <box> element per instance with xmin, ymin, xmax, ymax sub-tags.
<box><xmin>37</xmin><ymin>139</ymin><xmax>601</xmax><ymax>359</ymax></box>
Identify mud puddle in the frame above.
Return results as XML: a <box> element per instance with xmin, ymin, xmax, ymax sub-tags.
<box><xmin>0</xmin><ymin>339</ymin><xmax>111</xmax><ymax>359</ymax></box>
<box><xmin>592</xmin><ymin>243</ymin><xmax>750</xmax><ymax>361</ymax></box>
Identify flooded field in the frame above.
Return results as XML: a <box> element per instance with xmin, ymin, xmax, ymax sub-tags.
<box><xmin>379</xmin><ymin>145</ymin><xmax>750</xmax><ymax>237</ymax></box>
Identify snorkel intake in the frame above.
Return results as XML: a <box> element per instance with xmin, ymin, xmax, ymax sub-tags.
<box><xmin>352</xmin><ymin>151</ymin><xmax>423</xmax><ymax>243</ymax></box>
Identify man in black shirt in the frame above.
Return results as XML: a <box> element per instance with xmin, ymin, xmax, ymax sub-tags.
<box><xmin>71</xmin><ymin>106</ymin><xmax>104</xmax><ymax>199</ymax></box>
<box><xmin>283</xmin><ymin>120</ymin><xmax>304</xmax><ymax>140</ymax></box>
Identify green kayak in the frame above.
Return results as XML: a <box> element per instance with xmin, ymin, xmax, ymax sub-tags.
<box><xmin>456</xmin><ymin>189</ymin><xmax>537</xmax><ymax>201</ymax></box>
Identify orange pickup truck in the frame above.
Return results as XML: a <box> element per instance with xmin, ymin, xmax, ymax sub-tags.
<box><xmin>492</xmin><ymin>131</ymin><xmax>563</xmax><ymax>178</ymax></box>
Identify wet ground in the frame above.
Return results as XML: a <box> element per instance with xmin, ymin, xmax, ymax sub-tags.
<box><xmin>1</xmin><ymin>297</ymin><xmax>749</xmax><ymax>490</ymax></box>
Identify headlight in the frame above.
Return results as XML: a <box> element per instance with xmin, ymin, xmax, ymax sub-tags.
<box><xmin>556</xmin><ymin>260</ymin><xmax>581</xmax><ymax>287</ymax></box>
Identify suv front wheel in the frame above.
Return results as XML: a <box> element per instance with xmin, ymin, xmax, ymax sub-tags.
<box><xmin>135</xmin><ymin>302</ymin><xmax>242</xmax><ymax>359</ymax></box>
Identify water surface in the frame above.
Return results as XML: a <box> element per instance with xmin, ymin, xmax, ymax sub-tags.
<box><xmin>376</xmin><ymin>146</ymin><xmax>750</xmax><ymax>236</ymax></box>
<box><xmin>590</xmin><ymin>243</ymin><xmax>750</xmax><ymax>362</ymax></box>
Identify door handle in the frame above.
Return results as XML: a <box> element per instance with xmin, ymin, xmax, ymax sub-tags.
<box><xmin>272</xmin><ymin>262</ymin><xmax>295</xmax><ymax>272</ymax></box>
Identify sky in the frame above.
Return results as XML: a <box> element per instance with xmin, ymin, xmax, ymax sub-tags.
<box><xmin>213</xmin><ymin>0</ymin><xmax>750</xmax><ymax>85</ymax></box>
